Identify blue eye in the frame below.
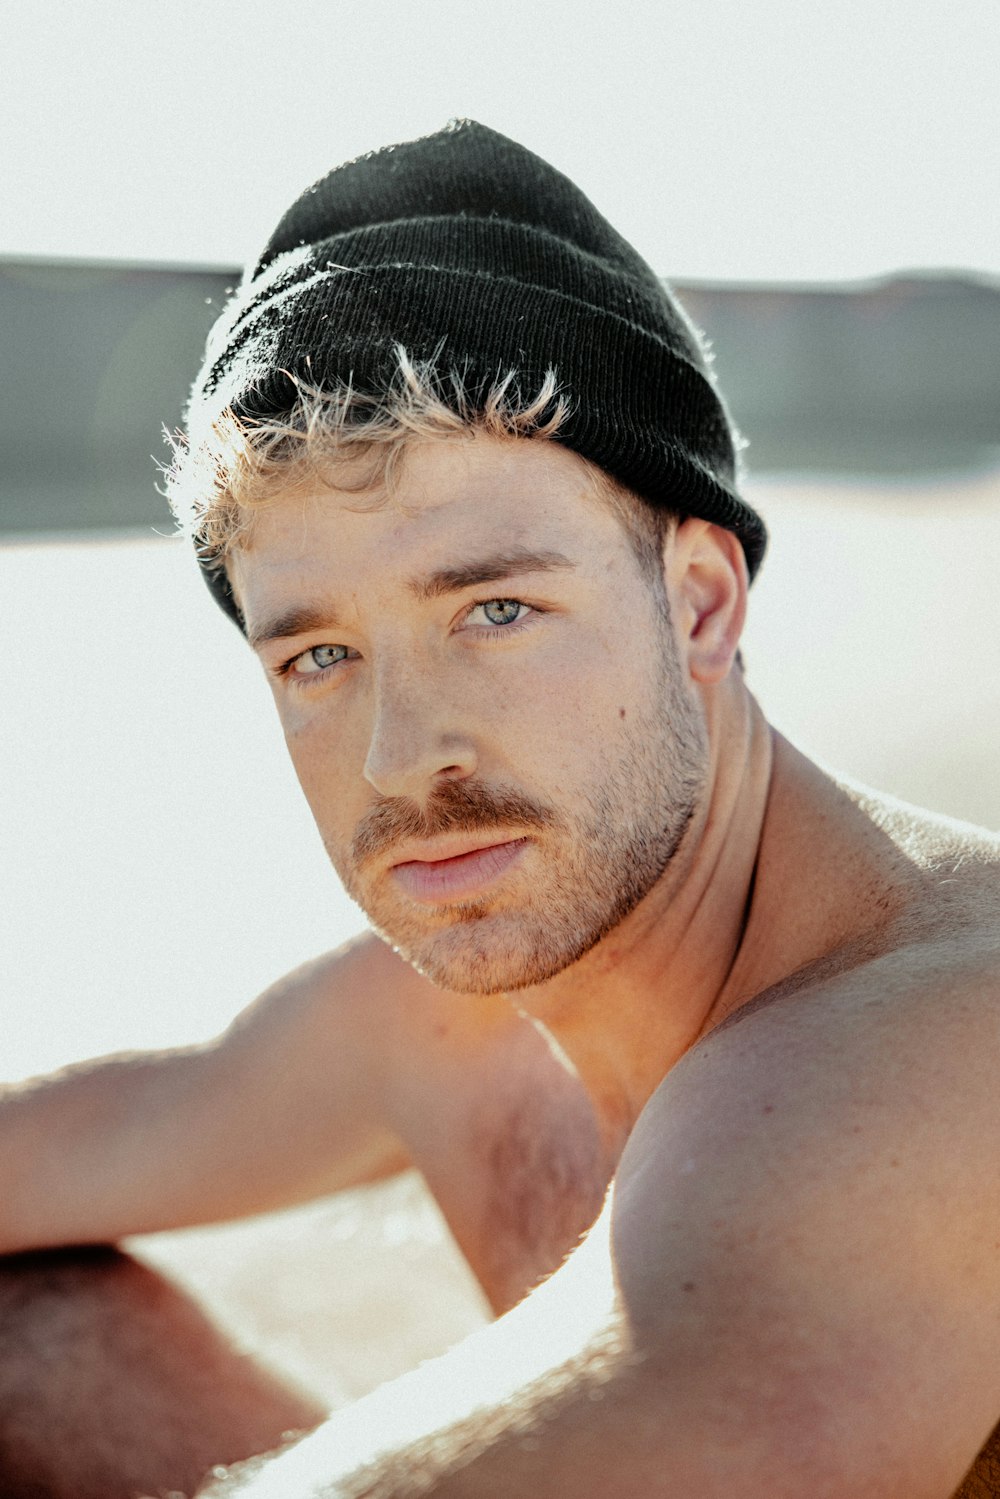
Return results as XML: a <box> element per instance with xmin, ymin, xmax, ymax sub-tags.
<box><xmin>477</xmin><ymin>599</ymin><xmax>525</xmax><ymax>627</ymax></box>
<box><xmin>293</xmin><ymin>643</ymin><xmax>349</xmax><ymax>675</ymax></box>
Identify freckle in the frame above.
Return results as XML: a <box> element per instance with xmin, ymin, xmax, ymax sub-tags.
<box><xmin>890</xmin><ymin>1157</ymin><xmax>900</xmax><ymax>1167</ymax></box>
<box><xmin>618</xmin><ymin>706</ymin><xmax>626</xmax><ymax>719</ymax></box>
<box><xmin>682</xmin><ymin>1281</ymin><xmax>696</xmax><ymax>1293</ymax></box>
<box><xmin>852</xmin><ymin>1124</ymin><xmax>862</xmax><ymax>1133</ymax></box>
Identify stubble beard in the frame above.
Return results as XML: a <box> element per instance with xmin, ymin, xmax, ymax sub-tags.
<box><xmin>331</xmin><ymin>635</ymin><xmax>707</xmax><ymax>996</ymax></box>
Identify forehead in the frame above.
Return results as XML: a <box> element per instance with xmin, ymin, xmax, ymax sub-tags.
<box><xmin>227</xmin><ymin>433</ymin><xmax>629</xmax><ymax>626</ymax></box>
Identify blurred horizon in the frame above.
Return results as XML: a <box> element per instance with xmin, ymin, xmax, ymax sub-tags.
<box><xmin>4</xmin><ymin>259</ymin><xmax>998</xmax><ymax>537</ymax></box>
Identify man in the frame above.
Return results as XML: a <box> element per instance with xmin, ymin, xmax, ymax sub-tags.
<box><xmin>2</xmin><ymin>120</ymin><xmax>999</xmax><ymax>1497</ymax></box>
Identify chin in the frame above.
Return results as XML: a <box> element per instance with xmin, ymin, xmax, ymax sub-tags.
<box><xmin>372</xmin><ymin>904</ymin><xmax>611</xmax><ymax>997</ymax></box>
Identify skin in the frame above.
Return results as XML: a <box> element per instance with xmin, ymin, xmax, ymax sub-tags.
<box><xmin>3</xmin><ymin>430</ymin><xmax>1000</xmax><ymax>1497</ymax></box>
<box><xmin>238</xmin><ymin>437</ymin><xmax>711</xmax><ymax>1011</ymax></box>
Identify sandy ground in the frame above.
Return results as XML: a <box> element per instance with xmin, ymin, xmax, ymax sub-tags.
<box><xmin>132</xmin><ymin>1173</ymin><xmax>491</xmax><ymax>1408</ymax></box>
<box><xmin>2</xmin><ymin>464</ymin><xmax>998</xmax><ymax>1399</ymax></box>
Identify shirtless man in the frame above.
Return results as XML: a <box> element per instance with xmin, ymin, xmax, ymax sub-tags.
<box><xmin>2</xmin><ymin>120</ymin><xmax>999</xmax><ymax>1498</ymax></box>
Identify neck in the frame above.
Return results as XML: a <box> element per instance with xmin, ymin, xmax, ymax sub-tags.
<box><xmin>514</xmin><ymin>677</ymin><xmax>773</xmax><ymax>1148</ymax></box>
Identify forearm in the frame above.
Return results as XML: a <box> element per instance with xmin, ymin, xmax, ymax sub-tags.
<box><xmin>0</xmin><ymin>1050</ymin><xmax>211</xmax><ymax>1253</ymax></box>
<box><xmin>0</xmin><ymin>1039</ymin><xmax>334</xmax><ymax>1252</ymax></box>
<box><xmin>0</xmin><ymin>945</ymin><xmax>409</xmax><ymax>1253</ymax></box>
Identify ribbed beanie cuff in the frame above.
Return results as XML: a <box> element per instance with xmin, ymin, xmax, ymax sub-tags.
<box><xmin>185</xmin><ymin>120</ymin><xmax>766</xmax><ymax>624</ymax></box>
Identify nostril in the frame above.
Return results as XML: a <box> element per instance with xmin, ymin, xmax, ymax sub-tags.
<box><xmin>438</xmin><ymin>764</ymin><xmax>468</xmax><ymax>780</ymax></box>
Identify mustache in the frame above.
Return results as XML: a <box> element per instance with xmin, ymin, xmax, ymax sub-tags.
<box><xmin>351</xmin><ymin>778</ymin><xmax>557</xmax><ymax>867</ymax></box>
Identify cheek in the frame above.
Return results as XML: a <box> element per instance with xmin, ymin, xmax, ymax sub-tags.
<box><xmin>503</xmin><ymin>643</ymin><xmax>647</xmax><ymax>781</ymax></box>
<box><xmin>276</xmin><ymin>677</ymin><xmax>370</xmax><ymax>759</ymax></box>
<box><xmin>276</xmin><ymin>703</ymin><xmax>367</xmax><ymax>832</ymax></box>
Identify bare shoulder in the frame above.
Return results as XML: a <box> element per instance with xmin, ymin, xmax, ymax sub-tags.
<box><xmin>217</xmin><ymin>929</ymin><xmax>567</xmax><ymax>1157</ymax></box>
<box><xmin>696</xmin><ymin>768</ymin><xmax>1000</xmax><ymax>1131</ymax></box>
<box><xmin>226</xmin><ymin>930</ymin><xmax>553</xmax><ymax>1106</ymax></box>
<box><xmin>609</xmin><ymin>915</ymin><xmax>1000</xmax><ymax>1491</ymax></box>
<box><xmin>836</xmin><ymin>773</ymin><xmax>1000</xmax><ymax>901</ymax></box>
<box><xmin>621</xmin><ymin>916</ymin><xmax>1000</xmax><ymax>1239</ymax></box>
<box><xmin>623</xmin><ymin>816</ymin><xmax>1000</xmax><ymax>1225</ymax></box>
<box><xmin>222</xmin><ymin>928</ymin><xmax>448</xmax><ymax>1060</ymax></box>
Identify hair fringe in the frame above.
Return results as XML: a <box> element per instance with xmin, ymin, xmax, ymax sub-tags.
<box><xmin>164</xmin><ymin>345</ymin><xmax>571</xmax><ymax>566</ymax></box>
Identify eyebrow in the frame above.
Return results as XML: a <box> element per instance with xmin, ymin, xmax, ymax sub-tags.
<box><xmin>247</xmin><ymin>547</ymin><xmax>576</xmax><ymax>652</ymax></box>
<box><xmin>408</xmin><ymin>546</ymin><xmax>576</xmax><ymax>601</ymax></box>
<box><xmin>248</xmin><ymin>604</ymin><xmax>346</xmax><ymax>653</ymax></box>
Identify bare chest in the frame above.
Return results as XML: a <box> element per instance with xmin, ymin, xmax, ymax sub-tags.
<box><xmin>432</xmin><ymin>1100</ymin><xmax>611</xmax><ymax>1314</ymax></box>
<box><xmin>393</xmin><ymin>1038</ymin><xmax>616</xmax><ymax>1315</ymax></box>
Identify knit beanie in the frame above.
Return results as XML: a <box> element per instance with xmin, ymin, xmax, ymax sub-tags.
<box><xmin>185</xmin><ymin>119</ymin><xmax>767</xmax><ymax>624</ymax></box>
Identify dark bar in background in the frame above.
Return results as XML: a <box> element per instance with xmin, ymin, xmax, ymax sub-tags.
<box><xmin>2</xmin><ymin>259</ymin><xmax>998</xmax><ymax>535</ymax></box>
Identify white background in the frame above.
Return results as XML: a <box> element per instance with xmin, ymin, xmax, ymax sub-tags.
<box><xmin>2</xmin><ymin>0</ymin><xmax>999</xmax><ymax>281</ymax></box>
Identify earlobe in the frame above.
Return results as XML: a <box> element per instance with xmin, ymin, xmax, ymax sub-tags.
<box><xmin>670</xmin><ymin>520</ymin><xmax>748</xmax><ymax>685</ymax></box>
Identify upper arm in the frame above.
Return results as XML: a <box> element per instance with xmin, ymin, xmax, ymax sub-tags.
<box><xmin>607</xmin><ymin>945</ymin><xmax>1000</xmax><ymax>1495</ymax></box>
<box><xmin>0</xmin><ymin>931</ymin><xmax>417</xmax><ymax>1251</ymax></box>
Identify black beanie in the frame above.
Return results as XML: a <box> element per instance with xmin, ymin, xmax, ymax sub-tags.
<box><xmin>186</xmin><ymin>119</ymin><xmax>766</xmax><ymax>624</ymax></box>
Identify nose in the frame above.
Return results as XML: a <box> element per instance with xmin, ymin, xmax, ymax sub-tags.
<box><xmin>362</xmin><ymin>663</ymin><xmax>478</xmax><ymax>799</ymax></box>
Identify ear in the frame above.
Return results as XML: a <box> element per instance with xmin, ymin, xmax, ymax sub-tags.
<box><xmin>666</xmin><ymin>519</ymin><xmax>748</xmax><ymax>684</ymax></box>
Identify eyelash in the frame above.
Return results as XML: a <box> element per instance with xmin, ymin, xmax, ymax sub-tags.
<box><xmin>277</xmin><ymin>597</ymin><xmax>538</xmax><ymax>687</ymax></box>
<box><xmin>273</xmin><ymin>645</ymin><xmax>350</xmax><ymax>685</ymax></box>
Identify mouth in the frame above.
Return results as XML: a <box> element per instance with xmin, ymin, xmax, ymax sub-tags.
<box><xmin>389</xmin><ymin>836</ymin><xmax>529</xmax><ymax>903</ymax></box>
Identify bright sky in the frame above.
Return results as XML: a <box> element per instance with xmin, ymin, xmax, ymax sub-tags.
<box><xmin>3</xmin><ymin>0</ymin><xmax>998</xmax><ymax>282</ymax></box>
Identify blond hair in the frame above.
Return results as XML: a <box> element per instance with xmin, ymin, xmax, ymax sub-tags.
<box><xmin>166</xmin><ymin>345</ymin><xmax>677</xmax><ymax>576</ymax></box>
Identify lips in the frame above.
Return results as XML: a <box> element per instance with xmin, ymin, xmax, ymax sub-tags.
<box><xmin>390</xmin><ymin>837</ymin><xmax>528</xmax><ymax>902</ymax></box>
